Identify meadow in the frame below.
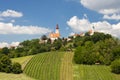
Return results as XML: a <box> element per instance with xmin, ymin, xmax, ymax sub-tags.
<box><xmin>0</xmin><ymin>52</ymin><xmax>120</xmax><ymax>80</ymax></box>
<box><xmin>74</xmin><ymin>65</ymin><xmax>120</xmax><ymax>80</ymax></box>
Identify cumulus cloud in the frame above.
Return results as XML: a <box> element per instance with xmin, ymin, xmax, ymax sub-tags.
<box><xmin>0</xmin><ymin>9</ymin><xmax>23</xmax><ymax>18</ymax></box>
<box><xmin>0</xmin><ymin>42</ymin><xmax>20</xmax><ymax>48</ymax></box>
<box><xmin>67</xmin><ymin>16</ymin><xmax>120</xmax><ymax>38</ymax></box>
<box><xmin>67</xmin><ymin>16</ymin><xmax>91</xmax><ymax>32</ymax></box>
<box><xmin>0</xmin><ymin>22</ymin><xmax>51</xmax><ymax>34</ymax></box>
<box><xmin>103</xmin><ymin>14</ymin><xmax>120</xmax><ymax>20</ymax></box>
<box><xmin>80</xmin><ymin>0</ymin><xmax>120</xmax><ymax>20</ymax></box>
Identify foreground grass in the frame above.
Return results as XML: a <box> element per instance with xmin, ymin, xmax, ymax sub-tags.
<box><xmin>0</xmin><ymin>55</ymin><xmax>34</xmax><ymax>80</ymax></box>
<box><xmin>74</xmin><ymin>64</ymin><xmax>120</xmax><ymax>80</ymax></box>
<box><xmin>24</xmin><ymin>52</ymin><xmax>64</xmax><ymax>80</ymax></box>
<box><xmin>0</xmin><ymin>72</ymin><xmax>35</xmax><ymax>80</ymax></box>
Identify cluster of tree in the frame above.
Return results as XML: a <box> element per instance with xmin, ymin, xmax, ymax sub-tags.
<box><xmin>0</xmin><ymin>55</ymin><xmax>22</xmax><ymax>74</ymax></box>
<box><xmin>111</xmin><ymin>59</ymin><xmax>120</xmax><ymax>74</ymax></box>
<box><xmin>73</xmin><ymin>32</ymin><xmax>120</xmax><ymax>65</ymax></box>
<box><xmin>0</xmin><ymin>35</ymin><xmax>70</xmax><ymax>58</ymax></box>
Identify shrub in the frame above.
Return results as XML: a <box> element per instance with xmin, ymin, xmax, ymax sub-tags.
<box><xmin>111</xmin><ymin>59</ymin><xmax>120</xmax><ymax>74</ymax></box>
<box><xmin>12</xmin><ymin>62</ymin><xmax>22</xmax><ymax>74</ymax></box>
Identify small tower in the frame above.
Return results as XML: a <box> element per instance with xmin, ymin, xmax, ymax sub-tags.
<box><xmin>55</xmin><ymin>24</ymin><xmax>59</xmax><ymax>34</ymax></box>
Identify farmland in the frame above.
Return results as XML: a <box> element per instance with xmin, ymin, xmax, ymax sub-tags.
<box><xmin>74</xmin><ymin>65</ymin><xmax>120</xmax><ymax>80</ymax></box>
<box><xmin>0</xmin><ymin>51</ymin><xmax>120</xmax><ymax>80</ymax></box>
<box><xmin>24</xmin><ymin>52</ymin><xmax>64</xmax><ymax>80</ymax></box>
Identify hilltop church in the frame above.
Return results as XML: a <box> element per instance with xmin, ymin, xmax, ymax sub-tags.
<box><xmin>49</xmin><ymin>24</ymin><xmax>60</xmax><ymax>41</ymax></box>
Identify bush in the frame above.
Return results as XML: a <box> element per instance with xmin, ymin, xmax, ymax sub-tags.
<box><xmin>12</xmin><ymin>62</ymin><xmax>22</xmax><ymax>74</ymax></box>
<box><xmin>111</xmin><ymin>59</ymin><xmax>120</xmax><ymax>74</ymax></box>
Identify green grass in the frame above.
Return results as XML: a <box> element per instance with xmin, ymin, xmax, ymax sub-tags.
<box><xmin>1</xmin><ymin>52</ymin><xmax>120</xmax><ymax>80</ymax></box>
<box><xmin>11</xmin><ymin>55</ymin><xmax>34</xmax><ymax>69</ymax></box>
<box><xmin>74</xmin><ymin>64</ymin><xmax>120</xmax><ymax>80</ymax></box>
<box><xmin>24</xmin><ymin>52</ymin><xmax>64</xmax><ymax>80</ymax></box>
<box><xmin>0</xmin><ymin>55</ymin><xmax>34</xmax><ymax>80</ymax></box>
<box><xmin>0</xmin><ymin>72</ymin><xmax>35</xmax><ymax>80</ymax></box>
<box><xmin>60</xmin><ymin>52</ymin><xmax>73</xmax><ymax>80</ymax></box>
<box><xmin>11</xmin><ymin>55</ymin><xmax>33</xmax><ymax>64</ymax></box>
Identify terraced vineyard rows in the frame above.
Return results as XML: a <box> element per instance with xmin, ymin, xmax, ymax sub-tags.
<box><xmin>74</xmin><ymin>65</ymin><xmax>120</xmax><ymax>80</ymax></box>
<box><xmin>24</xmin><ymin>52</ymin><xmax>64</xmax><ymax>80</ymax></box>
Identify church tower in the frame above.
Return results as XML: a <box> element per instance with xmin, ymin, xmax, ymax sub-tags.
<box><xmin>55</xmin><ymin>24</ymin><xmax>60</xmax><ymax>37</ymax></box>
<box><xmin>56</xmin><ymin>24</ymin><xmax>59</xmax><ymax>34</ymax></box>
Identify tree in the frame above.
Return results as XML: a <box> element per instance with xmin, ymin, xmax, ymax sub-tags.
<box><xmin>1</xmin><ymin>47</ymin><xmax>10</xmax><ymax>55</ymax></box>
<box><xmin>0</xmin><ymin>56</ymin><xmax>12</xmax><ymax>73</ymax></box>
<box><xmin>53</xmin><ymin>38</ymin><xmax>62</xmax><ymax>50</ymax></box>
<box><xmin>111</xmin><ymin>59</ymin><xmax>120</xmax><ymax>74</ymax></box>
<box><xmin>12</xmin><ymin>62</ymin><xmax>22</xmax><ymax>74</ymax></box>
<box><xmin>41</xmin><ymin>35</ymin><xmax>47</xmax><ymax>41</ymax></box>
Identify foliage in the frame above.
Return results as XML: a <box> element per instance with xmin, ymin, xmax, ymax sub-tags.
<box><xmin>74</xmin><ymin>32</ymin><xmax>120</xmax><ymax>65</ymax></box>
<box><xmin>111</xmin><ymin>59</ymin><xmax>120</xmax><ymax>74</ymax></box>
<box><xmin>0</xmin><ymin>55</ymin><xmax>22</xmax><ymax>74</ymax></box>
<box><xmin>12</xmin><ymin>62</ymin><xmax>22</xmax><ymax>74</ymax></box>
<box><xmin>1</xmin><ymin>47</ymin><xmax>10</xmax><ymax>55</ymax></box>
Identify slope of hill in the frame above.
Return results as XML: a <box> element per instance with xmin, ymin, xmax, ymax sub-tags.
<box><xmin>74</xmin><ymin>65</ymin><xmax>120</xmax><ymax>80</ymax></box>
<box><xmin>24</xmin><ymin>52</ymin><xmax>74</xmax><ymax>80</ymax></box>
<box><xmin>0</xmin><ymin>55</ymin><xmax>35</xmax><ymax>80</ymax></box>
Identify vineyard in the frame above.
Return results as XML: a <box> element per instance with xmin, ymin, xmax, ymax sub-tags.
<box><xmin>74</xmin><ymin>65</ymin><xmax>120</xmax><ymax>80</ymax></box>
<box><xmin>60</xmin><ymin>52</ymin><xmax>73</xmax><ymax>80</ymax></box>
<box><xmin>24</xmin><ymin>52</ymin><xmax>74</xmax><ymax>80</ymax></box>
<box><xmin>0</xmin><ymin>51</ymin><xmax>120</xmax><ymax>80</ymax></box>
<box><xmin>24</xmin><ymin>52</ymin><xmax>64</xmax><ymax>80</ymax></box>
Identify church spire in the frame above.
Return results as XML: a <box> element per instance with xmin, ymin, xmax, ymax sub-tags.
<box><xmin>56</xmin><ymin>24</ymin><xmax>59</xmax><ymax>29</ymax></box>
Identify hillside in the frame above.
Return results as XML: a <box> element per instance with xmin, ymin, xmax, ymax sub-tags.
<box><xmin>0</xmin><ymin>51</ymin><xmax>120</xmax><ymax>80</ymax></box>
<box><xmin>24</xmin><ymin>52</ymin><xmax>73</xmax><ymax>80</ymax></box>
<box><xmin>0</xmin><ymin>55</ymin><xmax>35</xmax><ymax>80</ymax></box>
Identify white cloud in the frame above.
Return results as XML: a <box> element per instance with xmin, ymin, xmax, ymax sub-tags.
<box><xmin>67</xmin><ymin>16</ymin><xmax>120</xmax><ymax>38</ymax></box>
<box><xmin>80</xmin><ymin>0</ymin><xmax>120</xmax><ymax>20</ymax></box>
<box><xmin>10</xmin><ymin>20</ymin><xmax>15</xmax><ymax>23</ymax></box>
<box><xmin>10</xmin><ymin>42</ymin><xmax>20</xmax><ymax>47</ymax></box>
<box><xmin>0</xmin><ymin>42</ymin><xmax>20</xmax><ymax>48</ymax></box>
<box><xmin>67</xmin><ymin>16</ymin><xmax>91</xmax><ymax>32</ymax></box>
<box><xmin>0</xmin><ymin>9</ymin><xmax>23</xmax><ymax>18</ymax></box>
<box><xmin>0</xmin><ymin>22</ymin><xmax>51</xmax><ymax>34</ymax></box>
<box><xmin>103</xmin><ymin>14</ymin><xmax>120</xmax><ymax>20</ymax></box>
<box><xmin>0</xmin><ymin>42</ymin><xmax>9</xmax><ymax>48</ymax></box>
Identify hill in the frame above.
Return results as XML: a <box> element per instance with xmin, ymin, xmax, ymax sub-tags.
<box><xmin>0</xmin><ymin>55</ymin><xmax>35</xmax><ymax>80</ymax></box>
<box><xmin>24</xmin><ymin>52</ymin><xmax>73</xmax><ymax>80</ymax></box>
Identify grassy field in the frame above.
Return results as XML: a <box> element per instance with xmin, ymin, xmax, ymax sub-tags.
<box><xmin>0</xmin><ymin>52</ymin><xmax>120</xmax><ymax>80</ymax></box>
<box><xmin>74</xmin><ymin>64</ymin><xmax>120</xmax><ymax>80</ymax></box>
<box><xmin>0</xmin><ymin>55</ymin><xmax>34</xmax><ymax>80</ymax></box>
<box><xmin>11</xmin><ymin>55</ymin><xmax>33</xmax><ymax>69</ymax></box>
<box><xmin>24</xmin><ymin>52</ymin><xmax>64</xmax><ymax>80</ymax></box>
<box><xmin>0</xmin><ymin>72</ymin><xmax>35</xmax><ymax>80</ymax></box>
<box><xmin>60</xmin><ymin>52</ymin><xmax>73</xmax><ymax>80</ymax></box>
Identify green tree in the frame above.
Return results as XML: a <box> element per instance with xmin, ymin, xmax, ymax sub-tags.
<box><xmin>0</xmin><ymin>56</ymin><xmax>12</xmax><ymax>73</ymax></box>
<box><xmin>111</xmin><ymin>59</ymin><xmax>120</xmax><ymax>74</ymax></box>
<box><xmin>12</xmin><ymin>62</ymin><xmax>22</xmax><ymax>74</ymax></box>
<box><xmin>1</xmin><ymin>47</ymin><xmax>10</xmax><ymax>55</ymax></box>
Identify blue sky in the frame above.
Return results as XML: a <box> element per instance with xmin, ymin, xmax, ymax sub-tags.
<box><xmin>0</xmin><ymin>0</ymin><xmax>120</xmax><ymax>47</ymax></box>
